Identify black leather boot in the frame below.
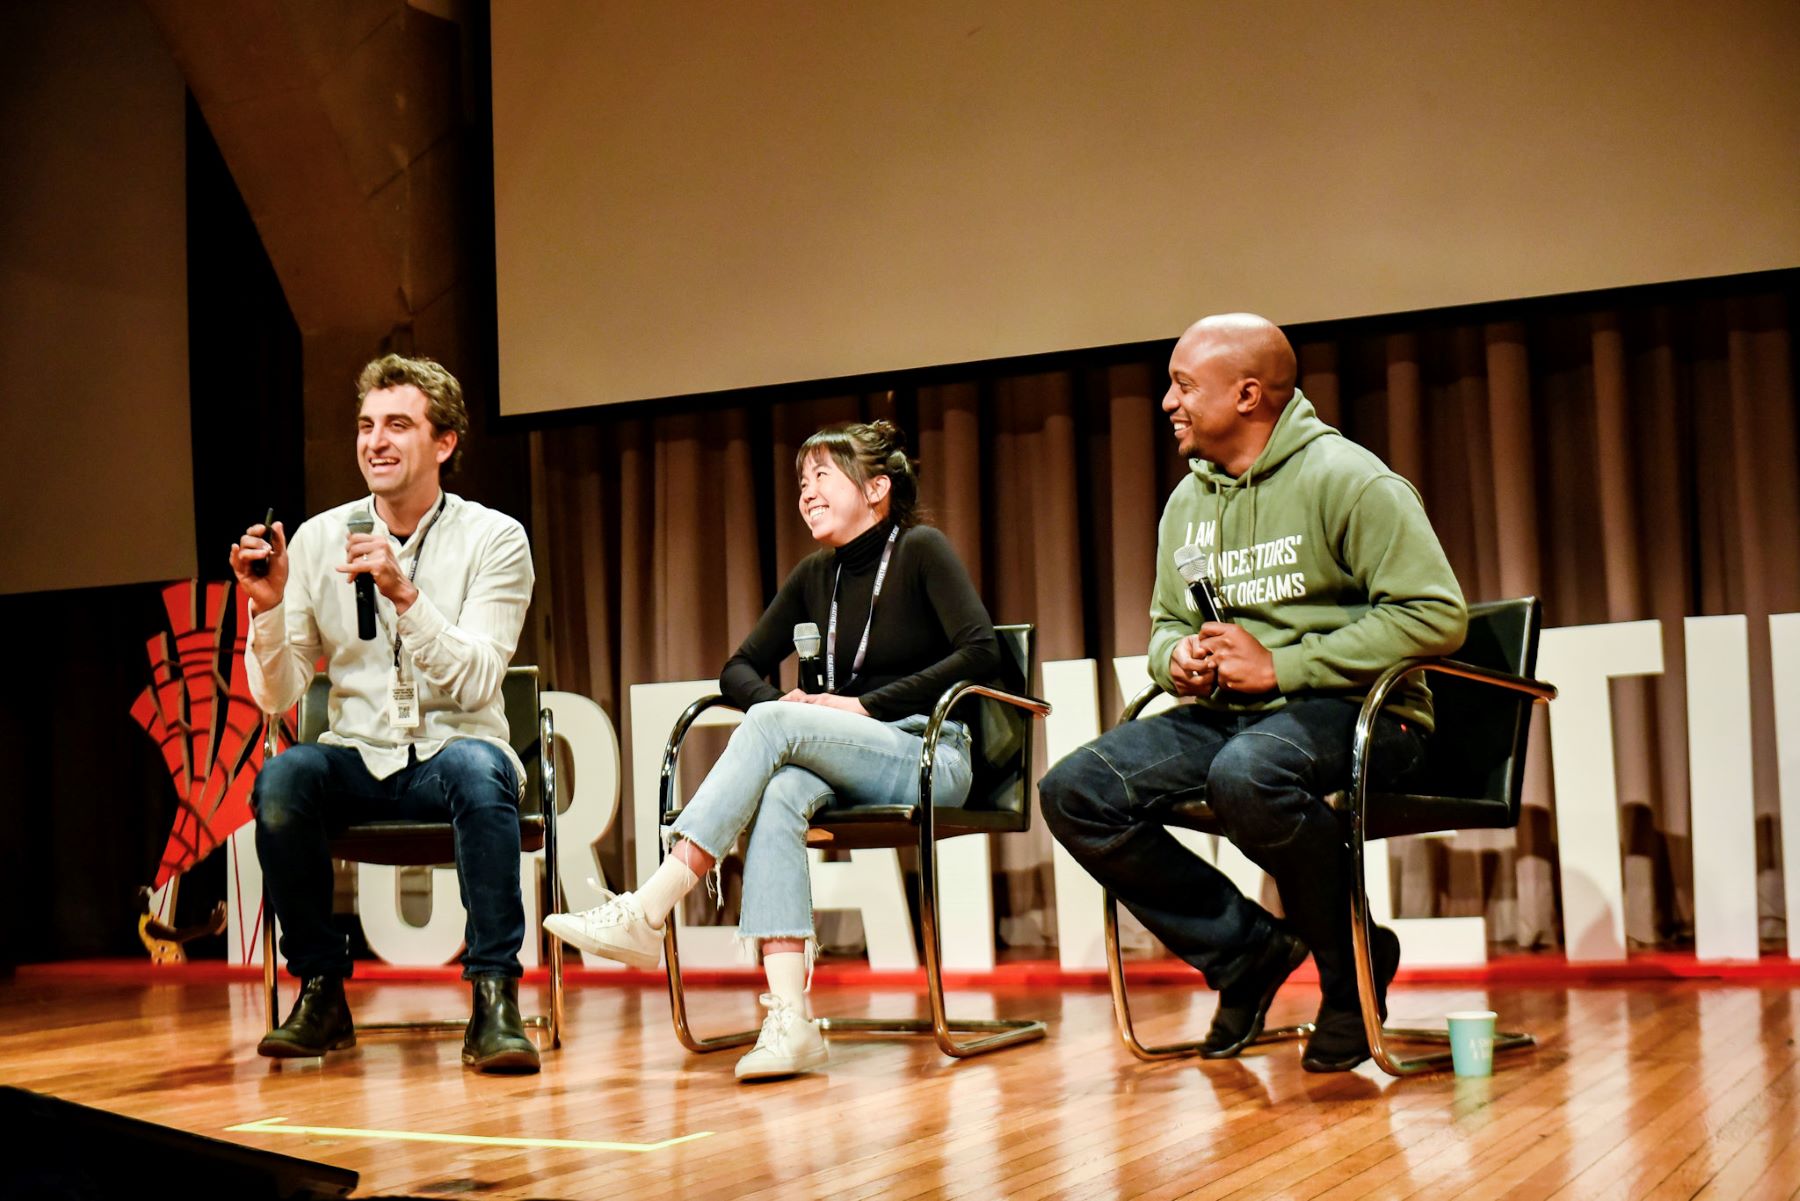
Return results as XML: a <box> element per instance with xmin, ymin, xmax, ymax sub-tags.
<box><xmin>1302</xmin><ymin>925</ymin><xmax>1403</xmax><ymax>1073</ymax></box>
<box><xmin>463</xmin><ymin>977</ymin><xmax>540</xmax><ymax>1074</ymax></box>
<box><xmin>258</xmin><ymin>976</ymin><xmax>355</xmax><ymax>1058</ymax></box>
<box><xmin>1200</xmin><ymin>927</ymin><xmax>1310</xmax><ymax>1059</ymax></box>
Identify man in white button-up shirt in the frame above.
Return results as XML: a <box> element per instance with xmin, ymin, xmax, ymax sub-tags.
<box><xmin>230</xmin><ymin>354</ymin><xmax>539</xmax><ymax>1074</ymax></box>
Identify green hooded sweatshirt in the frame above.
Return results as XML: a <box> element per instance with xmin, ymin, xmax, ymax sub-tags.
<box><xmin>1147</xmin><ymin>391</ymin><xmax>1467</xmax><ymax>730</ymax></box>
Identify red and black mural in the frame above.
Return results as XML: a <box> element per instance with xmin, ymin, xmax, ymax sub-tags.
<box><xmin>131</xmin><ymin>579</ymin><xmax>296</xmax><ymax>962</ymax></box>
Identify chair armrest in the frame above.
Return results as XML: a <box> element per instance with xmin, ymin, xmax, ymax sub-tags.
<box><xmin>927</xmin><ymin>682</ymin><xmax>1051</xmax><ymax>729</ymax></box>
<box><xmin>1120</xmin><ymin>681</ymin><xmax>1167</xmax><ymax>723</ymax></box>
<box><xmin>1347</xmin><ymin>656</ymin><xmax>1557</xmax><ymax>833</ymax></box>
<box><xmin>916</xmin><ymin>680</ymin><xmax>1051</xmax><ymax>820</ymax></box>
<box><xmin>922</xmin><ymin>681</ymin><xmax>1051</xmax><ymax>770</ymax></box>
<box><xmin>1404</xmin><ymin>657</ymin><xmax>1557</xmax><ymax>703</ymax></box>
<box><xmin>658</xmin><ymin>694</ymin><xmax>744</xmax><ymax>823</ymax></box>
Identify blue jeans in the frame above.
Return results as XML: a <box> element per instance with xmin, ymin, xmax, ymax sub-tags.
<box><xmin>669</xmin><ymin>701</ymin><xmax>974</xmax><ymax>941</ymax></box>
<box><xmin>252</xmin><ymin>739</ymin><xmax>526</xmax><ymax>980</ymax></box>
<box><xmin>1038</xmin><ymin>698</ymin><xmax>1426</xmax><ymax>1011</ymax></box>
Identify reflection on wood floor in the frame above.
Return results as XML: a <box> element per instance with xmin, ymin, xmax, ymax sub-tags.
<box><xmin>3</xmin><ymin>966</ymin><xmax>1798</xmax><ymax>1199</ymax></box>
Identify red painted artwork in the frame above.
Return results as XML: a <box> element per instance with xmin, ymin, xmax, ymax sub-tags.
<box><xmin>131</xmin><ymin>580</ymin><xmax>288</xmax><ymax>888</ymax></box>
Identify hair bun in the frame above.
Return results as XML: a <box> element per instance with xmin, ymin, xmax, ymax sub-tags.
<box><xmin>867</xmin><ymin>418</ymin><xmax>904</xmax><ymax>452</ymax></box>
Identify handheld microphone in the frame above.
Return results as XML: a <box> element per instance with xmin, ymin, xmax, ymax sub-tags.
<box><xmin>794</xmin><ymin>622</ymin><xmax>825</xmax><ymax>693</ymax></box>
<box><xmin>346</xmin><ymin>511</ymin><xmax>377</xmax><ymax>641</ymax></box>
<box><xmin>1173</xmin><ymin>544</ymin><xmax>1225</xmax><ymax>626</ymax></box>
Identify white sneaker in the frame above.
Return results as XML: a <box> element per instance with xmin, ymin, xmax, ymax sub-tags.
<box><xmin>542</xmin><ymin>892</ymin><xmax>663</xmax><ymax>968</ymax></box>
<box><xmin>734</xmin><ymin>993</ymin><xmax>829</xmax><ymax>1081</ymax></box>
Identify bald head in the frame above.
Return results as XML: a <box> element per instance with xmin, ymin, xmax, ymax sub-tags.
<box><xmin>1175</xmin><ymin>313</ymin><xmax>1298</xmax><ymax>407</ymax></box>
<box><xmin>1162</xmin><ymin>312</ymin><xmax>1299</xmax><ymax>474</ymax></box>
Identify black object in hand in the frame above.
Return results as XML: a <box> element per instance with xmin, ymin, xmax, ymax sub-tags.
<box><xmin>250</xmin><ymin>508</ymin><xmax>275</xmax><ymax>577</ymax></box>
<box><xmin>346</xmin><ymin>511</ymin><xmax>377</xmax><ymax>640</ymax></box>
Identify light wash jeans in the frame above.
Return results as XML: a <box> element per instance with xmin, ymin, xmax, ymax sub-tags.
<box><xmin>668</xmin><ymin>700</ymin><xmax>974</xmax><ymax>942</ymax></box>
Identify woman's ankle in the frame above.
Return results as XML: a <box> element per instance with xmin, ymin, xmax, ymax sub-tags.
<box><xmin>673</xmin><ymin>838</ymin><xmax>716</xmax><ymax>876</ymax></box>
<box><xmin>762</xmin><ymin>946</ymin><xmax>811</xmax><ymax>1015</ymax></box>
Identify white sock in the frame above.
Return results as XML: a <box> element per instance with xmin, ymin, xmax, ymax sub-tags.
<box><xmin>763</xmin><ymin>950</ymin><xmax>810</xmax><ymax>1018</ymax></box>
<box><xmin>635</xmin><ymin>855</ymin><xmax>699</xmax><ymax>929</ymax></box>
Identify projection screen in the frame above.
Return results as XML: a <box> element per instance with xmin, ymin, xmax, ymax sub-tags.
<box><xmin>492</xmin><ymin>0</ymin><xmax>1800</xmax><ymax>415</ymax></box>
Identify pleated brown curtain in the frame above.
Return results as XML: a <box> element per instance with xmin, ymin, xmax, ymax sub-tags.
<box><xmin>531</xmin><ymin>276</ymin><xmax>1798</xmax><ymax>954</ymax></box>
<box><xmin>1298</xmin><ymin>291</ymin><xmax>1800</xmax><ymax>948</ymax></box>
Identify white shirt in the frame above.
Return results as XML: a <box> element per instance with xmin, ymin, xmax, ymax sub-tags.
<box><xmin>246</xmin><ymin>491</ymin><xmax>535</xmax><ymax>786</ymax></box>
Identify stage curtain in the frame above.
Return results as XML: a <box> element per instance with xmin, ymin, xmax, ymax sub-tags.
<box><xmin>532</xmin><ymin>275</ymin><xmax>1798</xmax><ymax>953</ymax></box>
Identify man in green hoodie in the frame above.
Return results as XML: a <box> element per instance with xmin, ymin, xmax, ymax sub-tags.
<box><xmin>1040</xmin><ymin>313</ymin><xmax>1467</xmax><ymax>1071</ymax></box>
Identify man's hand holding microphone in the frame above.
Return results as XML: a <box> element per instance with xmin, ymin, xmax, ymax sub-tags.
<box><xmin>229</xmin><ymin>511</ymin><xmax>418</xmax><ymax>633</ymax></box>
<box><xmin>1168</xmin><ymin>544</ymin><xmax>1277</xmax><ymax>697</ymax></box>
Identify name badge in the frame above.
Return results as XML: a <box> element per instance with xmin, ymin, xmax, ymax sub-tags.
<box><xmin>389</xmin><ymin>681</ymin><xmax>420</xmax><ymax>729</ymax></box>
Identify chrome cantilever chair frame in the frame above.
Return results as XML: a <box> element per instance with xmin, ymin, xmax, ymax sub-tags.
<box><xmin>659</xmin><ymin>625</ymin><xmax>1052</xmax><ymax>1059</ymax></box>
<box><xmin>259</xmin><ymin>666</ymin><xmax>564</xmax><ymax>1049</ymax></box>
<box><xmin>1102</xmin><ymin>597</ymin><xmax>1557</xmax><ymax>1075</ymax></box>
<box><xmin>1103</xmin><ymin>680</ymin><xmax>1315</xmax><ymax>1062</ymax></box>
<box><xmin>1344</xmin><ymin>656</ymin><xmax>1554</xmax><ymax>1075</ymax></box>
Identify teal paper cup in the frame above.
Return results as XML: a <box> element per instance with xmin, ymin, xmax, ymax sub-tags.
<box><xmin>1446</xmin><ymin>1010</ymin><xmax>1497</xmax><ymax>1077</ymax></box>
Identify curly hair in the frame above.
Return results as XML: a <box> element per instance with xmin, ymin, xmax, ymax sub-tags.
<box><xmin>354</xmin><ymin>354</ymin><xmax>468</xmax><ymax>476</ymax></box>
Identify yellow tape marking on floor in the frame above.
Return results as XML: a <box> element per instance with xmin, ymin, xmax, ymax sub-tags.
<box><xmin>226</xmin><ymin>1116</ymin><xmax>714</xmax><ymax>1153</ymax></box>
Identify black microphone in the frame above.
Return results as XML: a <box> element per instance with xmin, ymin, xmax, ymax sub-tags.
<box><xmin>1173</xmin><ymin>544</ymin><xmax>1225</xmax><ymax>626</ymax></box>
<box><xmin>794</xmin><ymin>622</ymin><xmax>824</xmax><ymax>693</ymax></box>
<box><xmin>346</xmin><ymin>511</ymin><xmax>377</xmax><ymax>641</ymax></box>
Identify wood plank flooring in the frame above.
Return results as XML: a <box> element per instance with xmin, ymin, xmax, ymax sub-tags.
<box><xmin>2</xmin><ymin>967</ymin><xmax>1797</xmax><ymax>1199</ymax></box>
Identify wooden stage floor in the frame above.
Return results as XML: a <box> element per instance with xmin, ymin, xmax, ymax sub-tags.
<box><xmin>3</xmin><ymin>963</ymin><xmax>1798</xmax><ymax>1199</ymax></box>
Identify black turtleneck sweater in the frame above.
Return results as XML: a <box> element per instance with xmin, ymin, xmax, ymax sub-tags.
<box><xmin>720</xmin><ymin>521</ymin><xmax>1000</xmax><ymax>721</ymax></box>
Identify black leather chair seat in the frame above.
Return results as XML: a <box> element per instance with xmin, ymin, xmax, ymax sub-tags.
<box><xmin>330</xmin><ymin>816</ymin><xmax>548</xmax><ymax>866</ymax></box>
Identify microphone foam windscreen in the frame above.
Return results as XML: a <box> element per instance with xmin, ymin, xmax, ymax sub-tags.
<box><xmin>793</xmin><ymin>622</ymin><xmax>822</xmax><ymax>658</ymax></box>
<box><xmin>1173</xmin><ymin>543</ymin><xmax>1209</xmax><ymax>585</ymax></box>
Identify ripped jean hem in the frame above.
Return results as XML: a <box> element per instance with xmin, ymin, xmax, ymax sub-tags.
<box><xmin>662</xmin><ymin>824</ymin><xmax>729</xmax><ymax>905</ymax></box>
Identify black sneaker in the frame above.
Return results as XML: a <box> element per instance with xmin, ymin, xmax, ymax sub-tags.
<box><xmin>1199</xmin><ymin>928</ymin><xmax>1310</xmax><ymax>1059</ymax></box>
<box><xmin>1301</xmin><ymin>925</ymin><xmax>1401</xmax><ymax>1073</ymax></box>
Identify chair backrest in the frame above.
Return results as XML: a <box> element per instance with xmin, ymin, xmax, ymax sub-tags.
<box><xmin>1406</xmin><ymin>596</ymin><xmax>1541</xmax><ymax>819</ymax></box>
<box><xmin>964</xmin><ymin>623</ymin><xmax>1035</xmax><ymax>815</ymax></box>
<box><xmin>293</xmin><ymin>666</ymin><xmax>544</xmax><ymax>815</ymax></box>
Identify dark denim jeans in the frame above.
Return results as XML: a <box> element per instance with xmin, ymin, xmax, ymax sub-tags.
<box><xmin>252</xmin><ymin>739</ymin><xmax>525</xmax><ymax>981</ymax></box>
<box><xmin>1039</xmin><ymin>697</ymin><xmax>1426</xmax><ymax>1011</ymax></box>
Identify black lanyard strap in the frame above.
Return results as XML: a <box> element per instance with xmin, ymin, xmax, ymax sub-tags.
<box><xmin>825</xmin><ymin>526</ymin><xmax>898</xmax><ymax>692</ymax></box>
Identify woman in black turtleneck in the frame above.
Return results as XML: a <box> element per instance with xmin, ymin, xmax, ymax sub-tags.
<box><xmin>544</xmin><ymin>420</ymin><xmax>998</xmax><ymax>1081</ymax></box>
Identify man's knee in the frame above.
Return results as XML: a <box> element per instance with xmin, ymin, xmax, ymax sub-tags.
<box><xmin>1205</xmin><ymin>737</ymin><xmax>1312</xmax><ymax>849</ymax></box>
<box><xmin>430</xmin><ymin>740</ymin><xmax>517</xmax><ymax>810</ymax></box>
<box><xmin>252</xmin><ymin>745</ymin><xmax>333</xmax><ymax>831</ymax></box>
<box><xmin>1038</xmin><ymin>746</ymin><xmax>1125</xmax><ymax>843</ymax></box>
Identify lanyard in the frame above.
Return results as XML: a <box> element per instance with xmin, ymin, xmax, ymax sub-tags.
<box><xmin>825</xmin><ymin>526</ymin><xmax>898</xmax><ymax>692</ymax></box>
<box><xmin>387</xmin><ymin>493</ymin><xmax>448</xmax><ymax>674</ymax></box>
